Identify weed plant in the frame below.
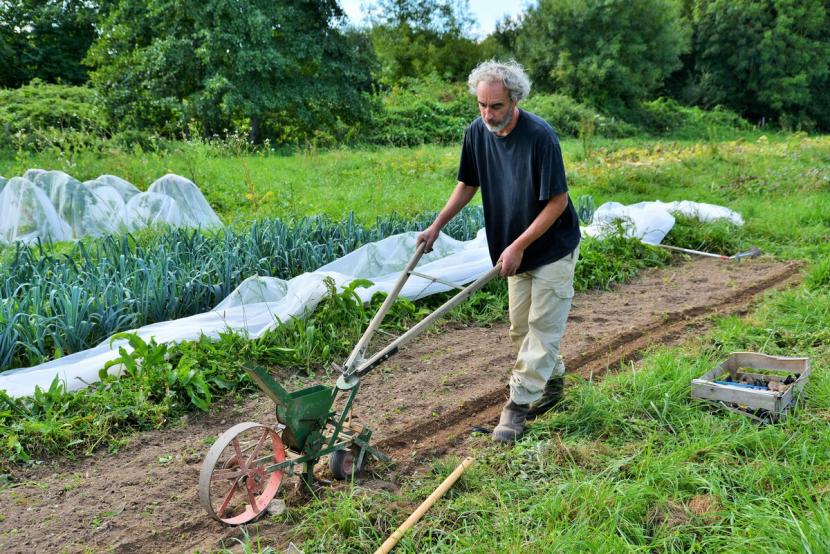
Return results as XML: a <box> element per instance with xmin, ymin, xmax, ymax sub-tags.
<box><xmin>574</xmin><ymin>225</ymin><xmax>670</xmax><ymax>289</ymax></box>
<box><xmin>660</xmin><ymin>214</ymin><xmax>744</xmax><ymax>255</ymax></box>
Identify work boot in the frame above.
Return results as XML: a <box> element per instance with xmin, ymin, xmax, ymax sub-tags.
<box><xmin>527</xmin><ymin>376</ymin><xmax>564</xmax><ymax>419</ymax></box>
<box><xmin>492</xmin><ymin>400</ymin><xmax>530</xmax><ymax>443</ymax></box>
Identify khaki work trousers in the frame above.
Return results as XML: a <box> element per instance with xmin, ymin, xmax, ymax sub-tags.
<box><xmin>507</xmin><ymin>244</ymin><xmax>579</xmax><ymax>405</ymax></box>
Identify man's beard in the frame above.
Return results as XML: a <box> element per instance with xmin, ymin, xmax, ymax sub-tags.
<box><xmin>484</xmin><ymin>109</ymin><xmax>513</xmax><ymax>133</ymax></box>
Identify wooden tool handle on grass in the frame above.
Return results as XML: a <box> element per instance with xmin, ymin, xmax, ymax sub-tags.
<box><xmin>374</xmin><ymin>457</ymin><xmax>474</xmax><ymax>554</ymax></box>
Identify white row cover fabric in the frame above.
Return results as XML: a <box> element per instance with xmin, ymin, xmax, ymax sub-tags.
<box><xmin>0</xmin><ymin>200</ymin><xmax>743</xmax><ymax>398</ymax></box>
<box><xmin>582</xmin><ymin>200</ymin><xmax>744</xmax><ymax>244</ymax></box>
<box><xmin>0</xmin><ymin>171</ymin><xmax>222</xmax><ymax>245</ymax></box>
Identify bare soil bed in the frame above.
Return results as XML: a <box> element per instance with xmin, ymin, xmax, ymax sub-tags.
<box><xmin>0</xmin><ymin>257</ymin><xmax>802</xmax><ymax>553</ymax></box>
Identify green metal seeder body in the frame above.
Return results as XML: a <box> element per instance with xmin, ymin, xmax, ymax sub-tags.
<box><xmin>246</xmin><ymin>366</ymin><xmax>334</xmax><ymax>451</ymax></box>
<box><xmin>244</xmin><ymin>364</ymin><xmax>386</xmax><ymax>485</ymax></box>
<box><xmin>199</xmin><ymin>244</ymin><xmax>502</xmax><ymax>525</ymax></box>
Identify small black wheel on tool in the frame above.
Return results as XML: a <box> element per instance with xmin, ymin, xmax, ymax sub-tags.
<box><xmin>329</xmin><ymin>446</ymin><xmax>363</xmax><ymax>480</ymax></box>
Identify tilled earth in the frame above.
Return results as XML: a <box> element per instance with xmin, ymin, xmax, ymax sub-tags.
<box><xmin>0</xmin><ymin>257</ymin><xmax>802</xmax><ymax>553</ymax></box>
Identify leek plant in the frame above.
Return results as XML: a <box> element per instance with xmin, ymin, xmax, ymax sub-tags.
<box><xmin>0</xmin><ymin>208</ymin><xmax>485</xmax><ymax>373</ymax></box>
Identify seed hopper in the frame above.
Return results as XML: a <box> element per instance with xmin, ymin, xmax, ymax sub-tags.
<box><xmin>198</xmin><ymin>243</ymin><xmax>501</xmax><ymax>524</ymax></box>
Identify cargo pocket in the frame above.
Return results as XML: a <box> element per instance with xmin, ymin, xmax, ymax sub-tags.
<box><xmin>553</xmin><ymin>283</ymin><xmax>574</xmax><ymax>300</ymax></box>
<box><xmin>534</xmin><ymin>256</ymin><xmax>576</xmax><ymax>297</ymax></box>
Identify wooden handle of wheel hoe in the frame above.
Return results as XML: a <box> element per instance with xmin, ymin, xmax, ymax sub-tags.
<box><xmin>374</xmin><ymin>457</ymin><xmax>475</xmax><ymax>554</ymax></box>
<box><xmin>343</xmin><ymin>242</ymin><xmax>427</xmax><ymax>371</ymax></box>
<box><xmin>354</xmin><ymin>261</ymin><xmax>503</xmax><ymax>377</ymax></box>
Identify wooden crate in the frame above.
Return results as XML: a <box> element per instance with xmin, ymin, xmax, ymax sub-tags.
<box><xmin>691</xmin><ymin>352</ymin><xmax>810</xmax><ymax>421</ymax></box>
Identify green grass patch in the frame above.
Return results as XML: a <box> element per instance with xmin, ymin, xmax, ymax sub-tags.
<box><xmin>6</xmin><ymin>132</ymin><xmax>822</xmax><ymax>228</ymax></box>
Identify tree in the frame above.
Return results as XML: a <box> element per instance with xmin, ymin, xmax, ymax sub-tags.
<box><xmin>692</xmin><ymin>0</ymin><xmax>830</xmax><ymax>129</ymax></box>
<box><xmin>366</xmin><ymin>0</ymin><xmax>481</xmax><ymax>83</ymax></box>
<box><xmin>515</xmin><ymin>0</ymin><xmax>690</xmax><ymax>112</ymax></box>
<box><xmin>85</xmin><ymin>0</ymin><xmax>376</xmax><ymax>142</ymax></box>
<box><xmin>657</xmin><ymin>0</ymin><xmax>698</xmax><ymax>104</ymax></box>
<box><xmin>478</xmin><ymin>15</ymin><xmax>522</xmax><ymax>61</ymax></box>
<box><xmin>0</xmin><ymin>0</ymin><xmax>99</xmax><ymax>88</ymax></box>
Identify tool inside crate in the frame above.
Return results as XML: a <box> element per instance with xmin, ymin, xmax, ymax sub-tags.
<box><xmin>713</xmin><ymin>367</ymin><xmax>800</xmax><ymax>393</ymax></box>
<box><xmin>691</xmin><ymin>352</ymin><xmax>811</xmax><ymax>423</ymax></box>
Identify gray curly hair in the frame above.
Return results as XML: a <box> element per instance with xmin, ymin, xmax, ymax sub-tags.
<box><xmin>467</xmin><ymin>60</ymin><xmax>532</xmax><ymax>102</ymax></box>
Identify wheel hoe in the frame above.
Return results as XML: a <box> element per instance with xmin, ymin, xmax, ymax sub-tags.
<box><xmin>198</xmin><ymin>243</ymin><xmax>501</xmax><ymax>524</ymax></box>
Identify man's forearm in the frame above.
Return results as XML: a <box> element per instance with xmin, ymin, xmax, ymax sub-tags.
<box><xmin>511</xmin><ymin>192</ymin><xmax>569</xmax><ymax>251</ymax></box>
<box><xmin>432</xmin><ymin>182</ymin><xmax>478</xmax><ymax>229</ymax></box>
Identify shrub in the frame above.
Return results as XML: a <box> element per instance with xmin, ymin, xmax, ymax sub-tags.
<box><xmin>0</xmin><ymin>81</ymin><xmax>108</xmax><ymax>150</ymax></box>
<box><xmin>522</xmin><ymin>93</ymin><xmax>636</xmax><ymax>138</ymax></box>
<box><xmin>364</xmin><ymin>75</ymin><xmax>477</xmax><ymax>146</ymax></box>
<box><xmin>624</xmin><ymin>97</ymin><xmax>751</xmax><ymax>138</ymax></box>
<box><xmin>361</xmin><ymin>77</ymin><xmax>641</xmax><ymax>146</ymax></box>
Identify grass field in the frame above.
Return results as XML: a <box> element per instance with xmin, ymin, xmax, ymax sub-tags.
<box><xmin>2</xmin><ymin>132</ymin><xmax>830</xmax><ymax>551</ymax></box>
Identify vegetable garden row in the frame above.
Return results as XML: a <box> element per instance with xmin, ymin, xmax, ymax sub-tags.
<box><xmin>0</xmin><ymin>209</ymin><xmax>485</xmax><ymax>373</ymax></box>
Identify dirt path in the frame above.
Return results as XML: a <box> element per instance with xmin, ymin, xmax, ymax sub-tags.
<box><xmin>0</xmin><ymin>257</ymin><xmax>802</xmax><ymax>553</ymax></box>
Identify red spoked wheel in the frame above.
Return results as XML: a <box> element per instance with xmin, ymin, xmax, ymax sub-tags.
<box><xmin>198</xmin><ymin>422</ymin><xmax>286</xmax><ymax>525</ymax></box>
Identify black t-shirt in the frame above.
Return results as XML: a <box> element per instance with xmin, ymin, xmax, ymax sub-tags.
<box><xmin>457</xmin><ymin>109</ymin><xmax>581</xmax><ymax>273</ymax></box>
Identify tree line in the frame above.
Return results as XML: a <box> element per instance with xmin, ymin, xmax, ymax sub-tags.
<box><xmin>2</xmin><ymin>0</ymin><xmax>829</xmax><ymax>145</ymax></box>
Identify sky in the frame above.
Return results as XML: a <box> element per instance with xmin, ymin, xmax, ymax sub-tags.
<box><xmin>339</xmin><ymin>0</ymin><xmax>529</xmax><ymax>39</ymax></box>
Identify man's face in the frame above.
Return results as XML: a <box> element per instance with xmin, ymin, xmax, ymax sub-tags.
<box><xmin>476</xmin><ymin>81</ymin><xmax>515</xmax><ymax>134</ymax></box>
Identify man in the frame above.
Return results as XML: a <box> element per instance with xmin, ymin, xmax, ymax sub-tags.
<box><xmin>417</xmin><ymin>60</ymin><xmax>580</xmax><ymax>443</ymax></box>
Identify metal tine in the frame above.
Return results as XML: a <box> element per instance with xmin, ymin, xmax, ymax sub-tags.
<box><xmin>409</xmin><ymin>270</ymin><xmax>465</xmax><ymax>291</ymax></box>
